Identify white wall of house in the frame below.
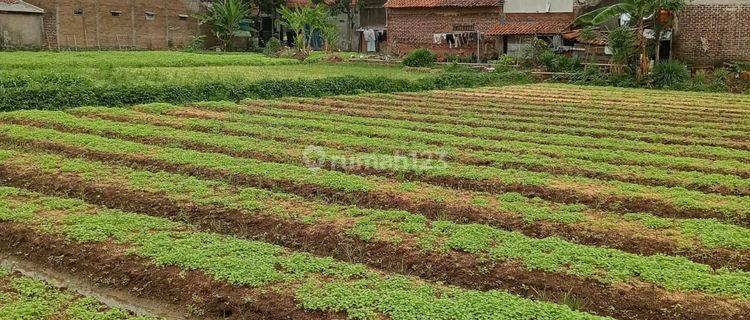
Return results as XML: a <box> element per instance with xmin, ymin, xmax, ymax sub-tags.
<box><xmin>503</xmin><ymin>0</ymin><xmax>575</xmax><ymax>13</ymax></box>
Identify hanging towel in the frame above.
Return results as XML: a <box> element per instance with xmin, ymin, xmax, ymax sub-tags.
<box><xmin>364</xmin><ymin>29</ymin><xmax>377</xmax><ymax>52</ymax></box>
<box><xmin>446</xmin><ymin>34</ymin><xmax>455</xmax><ymax>48</ymax></box>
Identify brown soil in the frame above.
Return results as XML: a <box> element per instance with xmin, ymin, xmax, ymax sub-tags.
<box><xmin>324</xmin><ymin>96</ymin><xmax>750</xmax><ymax>150</ymax></box>
<box><xmin>351</xmin><ymin>93</ymin><xmax>750</xmax><ymax>137</ymax></box>
<box><xmin>42</xmin><ymin>111</ymin><xmax>748</xmax><ymax>196</ymax></box>
<box><xmin>1</xmin><ymin>159</ymin><xmax>750</xmax><ymax>320</ymax></box>
<box><xmin>2</xmin><ymin>133</ymin><xmax>750</xmax><ymax>272</ymax></box>
<box><xmin>0</xmin><ymin>222</ymin><xmax>340</xmax><ymax>320</ymax></box>
<box><xmin>417</xmin><ymin>90</ymin><xmax>750</xmax><ymax>122</ymax></box>
<box><xmin>246</xmin><ymin>101</ymin><xmax>750</xmax><ymax>175</ymax></box>
<box><xmin>263</xmin><ymin>100</ymin><xmax>748</xmax><ymax>164</ymax></box>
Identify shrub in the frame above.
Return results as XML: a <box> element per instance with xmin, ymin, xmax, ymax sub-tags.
<box><xmin>183</xmin><ymin>36</ymin><xmax>206</xmax><ymax>52</ymax></box>
<box><xmin>650</xmin><ymin>59</ymin><xmax>690</xmax><ymax>89</ymax></box>
<box><xmin>401</xmin><ymin>49</ymin><xmax>437</xmax><ymax>68</ymax></box>
<box><xmin>263</xmin><ymin>37</ymin><xmax>283</xmax><ymax>57</ymax></box>
<box><xmin>493</xmin><ymin>55</ymin><xmax>516</xmax><ymax>73</ymax></box>
<box><xmin>539</xmin><ymin>51</ymin><xmax>557</xmax><ymax>71</ymax></box>
<box><xmin>0</xmin><ymin>73</ymin><xmax>531</xmax><ymax>111</ymax></box>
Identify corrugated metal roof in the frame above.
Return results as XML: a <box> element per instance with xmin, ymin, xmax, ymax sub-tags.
<box><xmin>384</xmin><ymin>0</ymin><xmax>503</xmax><ymax>8</ymax></box>
<box><xmin>0</xmin><ymin>0</ymin><xmax>44</xmax><ymax>13</ymax></box>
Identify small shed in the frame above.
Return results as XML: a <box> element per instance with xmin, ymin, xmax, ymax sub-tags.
<box><xmin>0</xmin><ymin>0</ymin><xmax>44</xmax><ymax>49</ymax></box>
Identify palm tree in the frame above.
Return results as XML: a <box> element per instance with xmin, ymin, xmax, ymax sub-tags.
<box><xmin>197</xmin><ymin>0</ymin><xmax>251</xmax><ymax>51</ymax></box>
<box><xmin>576</xmin><ymin>0</ymin><xmax>686</xmax><ymax>78</ymax></box>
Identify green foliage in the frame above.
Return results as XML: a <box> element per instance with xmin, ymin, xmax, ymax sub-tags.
<box><xmin>650</xmin><ymin>59</ymin><xmax>690</xmax><ymax>89</ymax></box>
<box><xmin>0</xmin><ymin>72</ymin><xmax>522</xmax><ymax>111</ymax></box>
<box><xmin>0</xmin><ymin>189</ymin><xmax>610</xmax><ymax>320</ymax></box>
<box><xmin>401</xmin><ymin>49</ymin><xmax>437</xmax><ymax>68</ymax></box>
<box><xmin>607</xmin><ymin>27</ymin><xmax>638</xmax><ymax>71</ymax></box>
<box><xmin>0</xmin><ymin>269</ymin><xmax>152</xmax><ymax>320</ymax></box>
<box><xmin>539</xmin><ymin>51</ymin><xmax>582</xmax><ymax>73</ymax></box>
<box><xmin>182</xmin><ymin>35</ymin><xmax>206</xmax><ymax>52</ymax></box>
<box><xmin>196</xmin><ymin>0</ymin><xmax>251</xmax><ymax>51</ymax></box>
<box><xmin>262</xmin><ymin>37</ymin><xmax>283</xmax><ymax>57</ymax></box>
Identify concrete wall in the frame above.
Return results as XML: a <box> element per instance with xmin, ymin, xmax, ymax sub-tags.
<box><xmin>25</xmin><ymin>0</ymin><xmax>203</xmax><ymax>50</ymax></box>
<box><xmin>504</xmin><ymin>0</ymin><xmax>574</xmax><ymax>13</ymax></box>
<box><xmin>673</xmin><ymin>2</ymin><xmax>750</xmax><ymax>67</ymax></box>
<box><xmin>387</xmin><ymin>6</ymin><xmax>501</xmax><ymax>58</ymax></box>
<box><xmin>0</xmin><ymin>13</ymin><xmax>44</xmax><ymax>48</ymax></box>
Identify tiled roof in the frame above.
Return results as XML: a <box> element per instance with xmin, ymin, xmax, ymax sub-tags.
<box><xmin>384</xmin><ymin>0</ymin><xmax>503</xmax><ymax>8</ymax></box>
<box><xmin>487</xmin><ymin>13</ymin><xmax>572</xmax><ymax>36</ymax></box>
<box><xmin>487</xmin><ymin>20</ymin><xmax>570</xmax><ymax>35</ymax></box>
<box><xmin>286</xmin><ymin>0</ymin><xmax>357</xmax><ymax>7</ymax></box>
<box><xmin>0</xmin><ymin>0</ymin><xmax>44</xmax><ymax>13</ymax></box>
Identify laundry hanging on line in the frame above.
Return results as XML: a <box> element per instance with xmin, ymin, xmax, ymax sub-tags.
<box><xmin>432</xmin><ymin>32</ymin><xmax>480</xmax><ymax>48</ymax></box>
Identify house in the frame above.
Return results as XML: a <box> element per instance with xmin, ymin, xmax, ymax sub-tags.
<box><xmin>0</xmin><ymin>0</ymin><xmax>45</xmax><ymax>49</ymax></box>
<box><xmin>673</xmin><ymin>0</ymin><xmax>750</xmax><ymax>67</ymax></box>
<box><xmin>357</xmin><ymin>0</ymin><xmax>387</xmax><ymax>53</ymax></box>
<box><xmin>384</xmin><ymin>0</ymin><xmax>504</xmax><ymax>59</ymax></box>
<box><xmin>23</xmin><ymin>0</ymin><xmax>206</xmax><ymax>50</ymax></box>
<box><xmin>486</xmin><ymin>0</ymin><xmax>576</xmax><ymax>57</ymax></box>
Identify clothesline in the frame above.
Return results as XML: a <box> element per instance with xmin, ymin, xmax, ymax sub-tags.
<box><xmin>433</xmin><ymin>31</ymin><xmax>482</xmax><ymax>49</ymax></box>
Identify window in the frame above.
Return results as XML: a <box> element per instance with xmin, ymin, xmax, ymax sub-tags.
<box><xmin>145</xmin><ymin>11</ymin><xmax>156</xmax><ymax>21</ymax></box>
<box><xmin>178</xmin><ymin>14</ymin><xmax>189</xmax><ymax>21</ymax></box>
<box><xmin>111</xmin><ymin>10</ymin><xmax>122</xmax><ymax>17</ymax></box>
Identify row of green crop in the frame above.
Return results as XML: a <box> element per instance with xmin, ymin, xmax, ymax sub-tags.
<box><xmin>0</xmin><ymin>267</ymin><xmax>152</xmax><ymax>320</ymax></box>
<box><xmin>66</xmin><ymin>106</ymin><xmax>750</xmax><ymax>196</ymax></box>
<box><xmin>0</xmin><ymin>112</ymin><xmax>750</xmax><ymax>223</ymax></box>
<box><xmin>4</xmin><ymin>124</ymin><xmax>750</xmax><ymax>257</ymax></box>
<box><xmin>0</xmin><ymin>119</ymin><xmax>748</xmax><ymax>226</ymax></box>
<box><xmin>464</xmin><ymin>85</ymin><xmax>750</xmax><ymax>113</ymax></box>
<box><xmin>379</xmin><ymin>90</ymin><xmax>750</xmax><ymax>127</ymax></box>
<box><xmin>209</xmin><ymin>101</ymin><xmax>750</xmax><ymax>177</ymax></box>
<box><xmin>299</xmin><ymin>95</ymin><xmax>748</xmax><ymax>151</ymax></box>
<box><xmin>478</xmin><ymin>84</ymin><xmax>750</xmax><ymax>109</ymax></box>
<box><xmin>0</xmin><ymin>186</ymin><xmax>609</xmax><ymax>320</ymax></box>
<box><xmin>0</xmin><ymin>51</ymin><xmax>299</xmax><ymax>70</ymax></box>
<box><xmin>412</xmin><ymin>91</ymin><xmax>750</xmax><ymax>133</ymax></box>
<box><xmin>0</xmin><ymin>72</ymin><xmax>532</xmax><ymax>111</ymax></box>
<box><xmin>4</xmin><ymin>150</ymin><xmax>750</xmax><ymax>303</ymax></box>
<box><xmin>264</xmin><ymin>99</ymin><xmax>749</xmax><ymax>162</ymax></box>
<box><xmin>344</xmin><ymin>93</ymin><xmax>748</xmax><ymax>143</ymax></box>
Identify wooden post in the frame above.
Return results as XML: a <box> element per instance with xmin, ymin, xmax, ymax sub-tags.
<box><xmin>95</xmin><ymin>0</ymin><xmax>101</xmax><ymax>49</ymax></box>
<box><xmin>130</xmin><ymin>0</ymin><xmax>136</xmax><ymax>49</ymax></box>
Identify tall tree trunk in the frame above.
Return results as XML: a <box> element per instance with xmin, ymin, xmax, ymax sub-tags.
<box><xmin>654</xmin><ymin>28</ymin><xmax>662</xmax><ymax>64</ymax></box>
<box><xmin>637</xmin><ymin>19</ymin><xmax>649</xmax><ymax>80</ymax></box>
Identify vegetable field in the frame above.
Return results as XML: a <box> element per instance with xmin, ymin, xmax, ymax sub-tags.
<box><xmin>0</xmin><ymin>83</ymin><xmax>749</xmax><ymax>320</ymax></box>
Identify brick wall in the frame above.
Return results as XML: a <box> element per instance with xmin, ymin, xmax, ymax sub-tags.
<box><xmin>25</xmin><ymin>0</ymin><xmax>203</xmax><ymax>50</ymax></box>
<box><xmin>674</xmin><ymin>3</ymin><xmax>750</xmax><ymax>67</ymax></box>
<box><xmin>387</xmin><ymin>6</ymin><xmax>501</xmax><ymax>58</ymax></box>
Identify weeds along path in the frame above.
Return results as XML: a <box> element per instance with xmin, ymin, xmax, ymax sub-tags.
<box><xmin>1</xmin><ymin>153</ymin><xmax>750</xmax><ymax>320</ymax></box>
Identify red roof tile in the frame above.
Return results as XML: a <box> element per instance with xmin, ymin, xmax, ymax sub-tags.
<box><xmin>487</xmin><ymin>20</ymin><xmax>570</xmax><ymax>35</ymax></box>
<box><xmin>487</xmin><ymin>13</ymin><xmax>573</xmax><ymax>36</ymax></box>
<box><xmin>384</xmin><ymin>0</ymin><xmax>503</xmax><ymax>8</ymax></box>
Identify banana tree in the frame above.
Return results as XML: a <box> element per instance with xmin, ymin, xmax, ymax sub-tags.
<box><xmin>576</xmin><ymin>0</ymin><xmax>686</xmax><ymax>78</ymax></box>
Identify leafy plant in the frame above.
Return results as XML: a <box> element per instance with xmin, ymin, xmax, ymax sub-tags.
<box><xmin>401</xmin><ymin>49</ymin><xmax>437</xmax><ymax>68</ymax></box>
<box><xmin>196</xmin><ymin>0</ymin><xmax>252</xmax><ymax>51</ymax></box>
<box><xmin>263</xmin><ymin>37</ymin><xmax>283</xmax><ymax>57</ymax></box>
<box><xmin>607</xmin><ymin>26</ymin><xmax>638</xmax><ymax>74</ymax></box>
<box><xmin>650</xmin><ymin>59</ymin><xmax>690</xmax><ymax>88</ymax></box>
